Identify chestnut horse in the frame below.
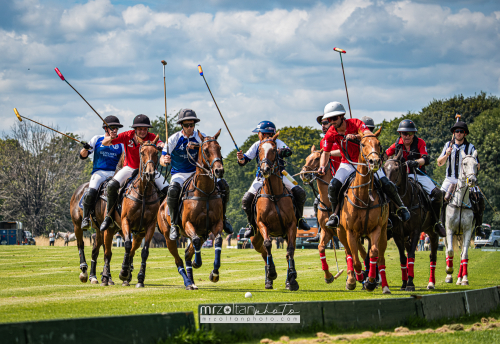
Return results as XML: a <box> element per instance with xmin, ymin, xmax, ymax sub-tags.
<box><xmin>251</xmin><ymin>133</ymin><xmax>299</xmax><ymax>291</ymax></box>
<box><xmin>158</xmin><ymin>130</ymin><xmax>224</xmax><ymax>290</ymax></box>
<box><xmin>300</xmin><ymin>146</ymin><xmax>367</xmax><ymax>284</ymax></box>
<box><xmin>384</xmin><ymin>150</ymin><xmax>439</xmax><ymax>291</ymax></box>
<box><xmin>117</xmin><ymin>135</ymin><xmax>161</xmax><ymax>288</ymax></box>
<box><xmin>337</xmin><ymin>130</ymin><xmax>391</xmax><ymax>294</ymax></box>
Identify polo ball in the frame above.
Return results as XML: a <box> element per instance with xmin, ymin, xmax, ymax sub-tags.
<box><xmin>245</xmin><ymin>292</ymin><xmax>252</xmax><ymax>298</ymax></box>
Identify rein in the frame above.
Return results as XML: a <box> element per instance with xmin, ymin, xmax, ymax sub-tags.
<box><xmin>303</xmin><ymin>161</ymin><xmax>333</xmax><ymax>213</ymax></box>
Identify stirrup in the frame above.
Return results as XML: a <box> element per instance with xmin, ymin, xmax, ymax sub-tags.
<box><xmin>244</xmin><ymin>225</ymin><xmax>254</xmax><ymax>239</ymax></box>
<box><xmin>297</xmin><ymin>217</ymin><xmax>311</xmax><ymax>231</ymax></box>
<box><xmin>325</xmin><ymin>214</ymin><xmax>339</xmax><ymax>229</ymax></box>
<box><xmin>81</xmin><ymin>217</ymin><xmax>91</xmax><ymax>231</ymax></box>
<box><xmin>396</xmin><ymin>206</ymin><xmax>410</xmax><ymax>222</ymax></box>
<box><xmin>306</xmin><ymin>233</ymin><xmax>320</xmax><ymax>243</ymax></box>
<box><xmin>434</xmin><ymin>221</ymin><xmax>446</xmax><ymax>237</ymax></box>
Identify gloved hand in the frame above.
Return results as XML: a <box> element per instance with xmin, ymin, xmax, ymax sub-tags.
<box><xmin>278</xmin><ymin>147</ymin><xmax>293</xmax><ymax>158</ymax></box>
<box><xmin>82</xmin><ymin>142</ymin><xmax>92</xmax><ymax>150</ymax></box>
<box><xmin>406</xmin><ymin>160</ymin><xmax>420</xmax><ymax>170</ymax></box>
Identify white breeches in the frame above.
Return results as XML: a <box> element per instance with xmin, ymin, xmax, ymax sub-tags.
<box><xmin>247</xmin><ymin>175</ymin><xmax>296</xmax><ymax>194</ymax></box>
<box><xmin>333</xmin><ymin>163</ymin><xmax>385</xmax><ymax>184</ymax></box>
<box><xmin>440</xmin><ymin>177</ymin><xmax>458</xmax><ymax>193</ymax></box>
<box><xmin>409</xmin><ymin>174</ymin><xmax>435</xmax><ymax>194</ymax></box>
<box><xmin>113</xmin><ymin>166</ymin><xmax>168</xmax><ymax>190</ymax></box>
<box><xmin>170</xmin><ymin>172</ymin><xmax>195</xmax><ymax>186</ymax></box>
<box><xmin>89</xmin><ymin>170</ymin><xmax>115</xmax><ymax>190</ymax></box>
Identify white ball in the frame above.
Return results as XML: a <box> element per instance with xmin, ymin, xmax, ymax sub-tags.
<box><xmin>245</xmin><ymin>292</ymin><xmax>252</xmax><ymax>298</ymax></box>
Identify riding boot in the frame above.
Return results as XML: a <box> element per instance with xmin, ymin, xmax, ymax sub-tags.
<box><xmin>242</xmin><ymin>192</ymin><xmax>256</xmax><ymax>238</ymax></box>
<box><xmin>325</xmin><ymin>179</ymin><xmax>342</xmax><ymax>229</ymax></box>
<box><xmin>160</xmin><ymin>186</ymin><xmax>169</xmax><ymax>205</ymax></box>
<box><xmin>380</xmin><ymin>177</ymin><xmax>411</xmax><ymax>222</ymax></box>
<box><xmin>472</xmin><ymin>189</ymin><xmax>485</xmax><ymax>234</ymax></box>
<box><xmin>167</xmin><ymin>182</ymin><xmax>182</xmax><ymax>241</ymax></box>
<box><xmin>217</xmin><ymin>179</ymin><xmax>234</xmax><ymax>235</ymax></box>
<box><xmin>291</xmin><ymin>186</ymin><xmax>311</xmax><ymax>231</ymax></box>
<box><xmin>441</xmin><ymin>200</ymin><xmax>448</xmax><ymax>229</ymax></box>
<box><xmin>81</xmin><ymin>188</ymin><xmax>98</xmax><ymax>231</ymax></box>
<box><xmin>307</xmin><ymin>197</ymin><xmax>321</xmax><ymax>243</ymax></box>
<box><xmin>100</xmin><ymin>179</ymin><xmax>121</xmax><ymax>232</ymax></box>
<box><xmin>430</xmin><ymin>188</ymin><xmax>446</xmax><ymax>237</ymax></box>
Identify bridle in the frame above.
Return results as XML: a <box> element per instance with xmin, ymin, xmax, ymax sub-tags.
<box><xmin>187</xmin><ymin>137</ymin><xmax>222</xmax><ymax>180</ymax></box>
<box><xmin>139</xmin><ymin>141</ymin><xmax>160</xmax><ymax>182</ymax></box>
<box><xmin>258</xmin><ymin>138</ymin><xmax>281</xmax><ymax>178</ymax></box>
<box><xmin>340</xmin><ymin>134</ymin><xmax>381</xmax><ymax>177</ymax></box>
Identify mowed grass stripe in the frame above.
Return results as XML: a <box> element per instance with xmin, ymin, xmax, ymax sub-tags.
<box><xmin>0</xmin><ymin>245</ymin><xmax>498</xmax><ymax>324</ymax></box>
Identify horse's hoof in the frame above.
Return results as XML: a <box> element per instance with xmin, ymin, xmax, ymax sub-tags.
<box><xmin>289</xmin><ymin>280</ymin><xmax>299</xmax><ymax>291</ymax></box>
<box><xmin>456</xmin><ymin>278</ymin><xmax>462</xmax><ymax>285</ymax></box>
<box><xmin>192</xmin><ymin>262</ymin><xmax>201</xmax><ymax>269</ymax></box>
<box><xmin>192</xmin><ymin>284</ymin><xmax>199</xmax><ymax>290</ymax></box>
<box><xmin>119</xmin><ymin>270</ymin><xmax>128</xmax><ymax>281</ymax></box>
<box><xmin>382</xmin><ymin>286</ymin><xmax>391</xmax><ymax>294</ymax></box>
<box><xmin>209</xmin><ymin>271</ymin><xmax>219</xmax><ymax>283</ymax></box>
<box><xmin>90</xmin><ymin>276</ymin><xmax>98</xmax><ymax>284</ymax></box>
<box><xmin>265</xmin><ymin>281</ymin><xmax>273</xmax><ymax>289</ymax></box>
<box><xmin>445</xmin><ymin>275</ymin><xmax>453</xmax><ymax>284</ymax></box>
<box><xmin>79</xmin><ymin>272</ymin><xmax>88</xmax><ymax>283</ymax></box>
<box><xmin>461</xmin><ymin>280</ymin><xmax>469</xmax><ymax>286</ymax></box>
<box><xmin>405</xmin><ymin>285</ymin><xmax>416</xmax><ymax>292</ymax></box>
<box><xmin>122</xmin><ymin>281</ymin><xmax>130</xmax><ymax>286</ymax></box>
<box><xmin>100</xmin><ymin>281</ymin><xmax>108</xmax><ymax>287</ymax></box>
<box><xmin>268</xmin><ymin>264</ymin><xmax>277</xmax><ymax>281</ymax></box>
<box><xmin>346</xmin><ymin>282</ymin><xmax>356</xmax><ymax>291</ymax></box>
<box><xmin>136</xmin><ymin>283</ymin><xmax>144</xmax><ymax>288</ymax></box>
<box><xmin>325</xmin><ymin>274</ymin><xmax>334</xmax><ymax>284</ymax></box>
<box><xmin>108</xmin><ymin>278</ymin><xmax>115</xmax><ymax>286</ymax></box>
<box><xmin>427</xmin><ymin>282</ymin><xmax>435</xmax><ymax>290</ymax></box>
<box><xmin>366</xmin><ymin>281</ymin><xmax>377</xmax><ymax>292</ymax></box>
<box><xmin>185</xmin><ymin>285</ymin><xmax>194</xmax><ymax>290</ymax></box>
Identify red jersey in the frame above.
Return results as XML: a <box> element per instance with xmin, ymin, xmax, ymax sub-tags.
<box><xmin>110</xmin><ymin>130</ymin><xmax>162</xmax><ymax>169</ymax></box>
<box><xmin>322</xmin><ymin>118</ymin><xmax>369</xmax><ymax>163</ymax></box>
<box><xmin>385</xmin><ymin>137</ymin><xmax>427</xmax><ymax>160</ymax></box>
<box><xmin>321</xmin><ymin>137</ymin><xmax>341</xmax><ymax>173</ymax></box>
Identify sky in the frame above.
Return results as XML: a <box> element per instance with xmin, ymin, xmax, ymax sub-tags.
<box><xmin>1</xmin><ymin>0</ymin><xmax>499</xmax><ymax>155</ymax></box>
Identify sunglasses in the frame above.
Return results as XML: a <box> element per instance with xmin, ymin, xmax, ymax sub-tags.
<box><xmin>400</xmin><ymin>132</ymin><xmax>415</xmax><ymax>137</ymax></box>
<box><xmin>108</xmin><ymin>126</ymin><xmax>119</xmax><ymax>131</ymax></box>
<box><xmin>329</xmin><ymin>115</ymin><xmax>341</xmax><ymax>121</ymax></box>
<box><xmin>321</xmin><ymin>121</ymin><xmax>330</xmax><ymax>126</ymax></box>
<box><xmin>182</xmin><ymin>123</ymin><xmax>196</xmax><ymax>128</ymax></box>
<box><xmin>454</xmin><ymin>129</ymin><xmax>465</xmax><ymax>134</ymax></box>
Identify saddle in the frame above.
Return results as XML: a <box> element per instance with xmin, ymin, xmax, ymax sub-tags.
<box><xmin>338</xmin><ymin>172</ymin><xmax>386</xmax><ymax>216</ymax></box>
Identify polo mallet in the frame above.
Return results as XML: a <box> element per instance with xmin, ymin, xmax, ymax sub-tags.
<box><xmin>197</xmin><ymin>64</ymin><xmax>239</xmax><ymax>151</ymax></box>
<box><xmin>333</xmin><ymin>47</ymin><xmax>352</xmax><ymax>119</ymax></box>
<box><xmin>332</xmin><ymin>242</ymin><xmax>344</xmax><ymax>279</ymax></box>
<box><xmin>13</xmin><ymin>108</ymin><xmax>84</xmax><ymax>144</ymax></box>
<box><xmin>54</xmin><ymin>67</ymin><xmax>110</xmax><ymax>129</ymax></box>
<box><xmin>161</xmin><ymin>60</ymin><xmax>169</xmax><ymax>155</ymax></box>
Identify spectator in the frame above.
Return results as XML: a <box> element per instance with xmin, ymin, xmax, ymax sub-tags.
<box><xmin>226</xmin><ymin>234</ymin><xmax>232</xmax><ymax>247</ymax></box>
<box><xmin>49</xmin><ymin>230</ymin><xmax>55</xmax><ymax>246</ymax></box>
<box><xmin>419</xmin><ymin>232</ymin><xmax>425</xmax><ymax>251</ymax></box>
<box><xmin>424</xmin><ymin>234</ymin><xmax>430</xmax><ymax>251</ymax></box>
<box><xmin>115</xmin><ymin>233</ymin><xmax>122</xmax><ymax>247</ymax></box>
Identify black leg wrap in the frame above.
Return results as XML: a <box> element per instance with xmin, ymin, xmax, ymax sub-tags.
<box><xmin>124</xmin><ymin>240</ymin><xmax>132</xmax><ymax>252</ymax></box>
<box><xmin>214</xmin><ymin>236</ymin><xmax>223</xmax><ymax>247</ymax></box>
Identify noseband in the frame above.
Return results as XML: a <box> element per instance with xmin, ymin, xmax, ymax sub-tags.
<box><xmin>258</xmin><ymin>138</ymin><xmax>280</xmax><ymax>176</ymax></box>
<box><xmin>139</xmin><ymin>142</ymin><xmax>159</xmax><ymax>180</ymax></box>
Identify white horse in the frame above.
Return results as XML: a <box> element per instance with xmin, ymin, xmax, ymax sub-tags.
<box><xmin>444</xmin><ymin>150</ymin><xmax>478</xmax><ymax>286</ymax></box>
<box><xmin>55</xmin><ymin>231</ymin><xmax>77</xmax><ymax>246</ymax></box>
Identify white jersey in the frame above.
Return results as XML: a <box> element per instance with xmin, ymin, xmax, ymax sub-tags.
<box><xmin>439</xmin><ymin>140</ymin><xmax>478</xmax><ymax>180</ymax></box>
<box><xmin>242</xmin><ymin>139</ymin><xmax>288</xmax><ymax>178</ymax></box>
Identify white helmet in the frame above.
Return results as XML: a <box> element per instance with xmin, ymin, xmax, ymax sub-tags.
<box><xmin>322</xmin><ymin>101</ymin><xmax>346</xmax><ymax>120</ymax></box>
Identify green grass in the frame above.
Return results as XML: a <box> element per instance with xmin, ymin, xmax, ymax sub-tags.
<box><xmin>352</xmin><ymin>329</ymin><xmax>500</xmax><ymax>343</ymax></box>
<box><xmin>0</xmin><ymin>244</ymin><xmax>498</xmax><ymax>324</ymax></box>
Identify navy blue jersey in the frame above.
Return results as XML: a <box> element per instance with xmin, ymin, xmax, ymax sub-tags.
<box><xmin>162</xmin><ymin>130</ymin><xmax>206</xmax><ymax>175</ymax></box>
<box><xmin>88</xmin><ymin>135</ymin><xmax>124</xmax><ymax>174</ymax></box>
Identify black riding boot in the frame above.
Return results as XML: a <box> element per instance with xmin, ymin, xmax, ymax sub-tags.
<box><xmin>217</xmin><ymin>179</ymin><xmax>233</xmax><ymax>235</ymax></box>
<box><xmin>472</xmin><ymin>189</ymin><xmax>485</xmax><ymax>234</ymax></box>
<box><xmin>380</xmin><ymin>177</ymin><xmax>411</xmax><ymax>222</ymax></box>
<box><xmin>441</xmin><ymin>200</ymin><xmax>448</xmax><ymax>229</ymax></box>
<box><xmin>242</xmin><ymin>192</ymin><xmax>256</xmax><ymax>238</ymax></box>
<box><xmin>160</xmin><ymin>186</ymin><xmax>169</xmax><ymax>205</ymax></box>
<box><xmin>81</xmin><ymin>188</ymin><xmax>98</xmax><ymax>231</ymax></box>
<box><xmin>292</xmin><ymin>186</ymin><xmax>311</xmax><ymax>231</ymax></box>
<box><xmin>307</xmin><ymin>197</ymin><xmax>321</xmax><ymax>243</ymax></box>
<box><xmin>430</xmin><ymin>188</ymin><xmax>446</xmax><ymax>237</ymax></box>
<box><xmin>325</xmin><ymin>179</ymin><xmax>342</xmax><ymax>229</ymax></box>
<box><xmin>100</xmin><ymin>179</ymin><xmax>120</xmax><ymax>232</ymax></box>
<box><xmin>167</xmin><ymin>182</ymin><xmax>182</xmax><ymax>241</ymax></box>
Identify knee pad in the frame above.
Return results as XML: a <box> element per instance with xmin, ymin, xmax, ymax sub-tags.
<box><xmin>107</xmin><ymin>179</ymin><xmax>120</xmax><ymax>192</ymax></box>
<box><xmin>167</xmin><ymin>182</ymin><xmax>182</xmax><ymax>198</ymax></box>
<box><xmin>291</xmin><ymin>186</ymin><xmax>307</xmax><ymax>204</ymax></box>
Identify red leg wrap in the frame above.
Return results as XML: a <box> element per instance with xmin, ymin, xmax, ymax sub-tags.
<box><xmin>401</xmin><ymin>264</ymin><xmax>408</xmax><ymax>281</ymax></box>
<box><xmin>407</xmin><ymin>257</ymin><xmax>415</xmax><ymax>278</ymax></box>
<box><xmin>446</xmin><ymin>255</ymin><xmax>453</xmax><ymax>268</ymax></box>
<box><xmin>429</xmin><ymin>261</ymin><xmax>436</xmax><ymax>283</ymax></box>
<box><xmin>346</xmin><ymin>254</ymin><xmax>353</xmax><ymax>271</ymax></box>
<box><xmin>369</xmin><ymin>257</ymin><xmax>378</xmax><ymax>279</ymax></box>
<box><xmin>457</xmin><ymin>262</ymin><xmax>463</xmax><ymax>278</ymax></box>
<box><xmin>319</xmin><ymin>252</ymin><xmax>329</xmax><ymax>271</ymax></box>
<box><xmin>462</xmin><ymin>259</ymin><xmax>468</xmax><ymax>277</ymax></box>
<box><xmin>355</xmin><ymin>269</ymin><xmax>364</xmax><ymax>282</ymax></box>
<box><xmin>379</xmin><ymin>265</ymin><xmax>388</xmax><ymax>288</ymax></box>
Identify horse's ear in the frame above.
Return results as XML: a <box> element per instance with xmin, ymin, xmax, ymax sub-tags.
<box><xmin>374</xmin><ymin>127</ymin><xmax>382</xmax><ymax>137</ymax></box>
<box><xmin>153</xmin><ymin>135</ymin><xmax>159</xmax><ymax>145</ymax></box>
<box><xmin>136</xmin><ymin>135</ymin><xmax>144</xmax><ymax>145</ymax></box>
<box><xmin>272</xmin><ymin>131</ymin><xmax>280</xmax><ymax>141</ymax></box>
<box><xmin>311</xmin><ymin>145</ymin><xmax>316</xmax><ymax>153</ymax></box>
<box><xmin>198</xmin><ymin>130</ymin><xmax>203</xmax><ymax>141</ymax></box>
<box><xmin>472</xmin><ymin>150</ymin><xmax>478</xmax><ymax>159</ymax></box>
<box><xmin>214</xmin><ymin>128</ymin><xmax>221</xmax><ymax>140</ymax></box>
<box><xmin>396</xmin><ymin>149</ymin><xmax>403</xmax><ymax>161</ymax></box>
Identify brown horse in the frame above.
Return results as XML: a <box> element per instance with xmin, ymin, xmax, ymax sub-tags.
<box><xmin>337</xmin><ymin>130</ymin><xmax>391</xmax><ymax>294</ymax></box>
<box><xmin>251</xmin><ymin>133</ymin><xmax>299</xmax><ymax>291</ymax></box>
<box><xmin>117</xmin><ymin>135</ymin><xmax>161</xmax><ymax>288</ymax></box>
<box><xmin>158</xmin><ymin>130</ymin><xmax>224</xmax><ymax>290</ymax></box>
<box><xmin>384</xmin><ymin>150</ymin><xmax>439</xmax><ymax>291</ymax></box>
<box><xmin>300</xmin><ymin>146</ymin><xmax>367</xmax><ymax>283</ymax></box>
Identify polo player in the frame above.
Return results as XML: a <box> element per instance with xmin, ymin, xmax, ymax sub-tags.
<box><xmin>79</xmin><ymin>115</ymin><xmax>124</xmax><ymax>231</ymax></box>
<box><xmin>159</xmin><ymin>109</ymin><xmax>233</xmax><ymax>241</ymax></box>
<box><xmin>385</xmin><ymin>119</ymin><xmax>446</xmax><ymax>237</ymax></box>
<box><xmin>99</xmin><ymin>114</ymin><xmax>166</xmax><ymax>232</ymax></box>
<box><xmin>237</xmin><ymin>121</ymin><xmax>311</xmax><ymax>239</ymax></box>
<box><xmin>437</xmin><ymin>120</ymin><xmax>484</xmax><ymax>233</ymax></box>
<box><xmin>318</xmin><ymin>102</ymin><xmax>410</xmax><ymax>229</ymax></box>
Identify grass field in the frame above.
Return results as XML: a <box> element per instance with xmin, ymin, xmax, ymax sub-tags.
<box><xmin>0</xmin><ymin>243</ymin><xmax>498</xmax><ymax>324</ymax></box>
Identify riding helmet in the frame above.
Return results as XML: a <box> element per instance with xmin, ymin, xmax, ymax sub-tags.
<box><xmin>131</xmin><ymin>114</ymin><xmax>153</xmax><ymax>128</ymax></box>
<box><xmin>361</xmin><ymin>116</ymin><xmax>375</xmax><ymax>130</ymax></box>
<box><xmin>252</xmin><ymin>121</ymin><xmax>276</xmax><ymax>134</ymax></box>
<box><xmin>450</xmin><ymin>121</ymin><xmax>469</xmax><ymax>135</ymax></box>
<box><xmin>397</xmin><ymin>119</ymin><xmax>417</xmax><ymax>132</ymax></box>
<box><xmin>102</xmin><ymin>115</ymin><xmax>123</xmax><ymax>129</ymax></box>
<box><xmin>316</xmin><ymin>114</ymin><xmax>324</xmax><ymax>125</ymax></box>
<box><xmin>176</xmin><ymin>109</ymin><xmax>200</xmax><ymax>124</ymax></box>
<box><xmin>322</xmin><ymin>101</ymin><xmax>346</xmax><ymax>120</ymax></box>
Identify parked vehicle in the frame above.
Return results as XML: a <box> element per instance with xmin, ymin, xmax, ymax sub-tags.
<box><xmin>237</xmin><ymin>228</ymin><xmax>252</xmax><ymax>249</ymax></box>
<box><xmin>475</xmin><ymin>226</ymin><xmax>500</xmax><ymax>248</ymax></box>
<box><xmin>24</xmin><ymin>231</ymin><xmax>36</xmax><ymax>245</ymax></box>
<box><xmin>0</xmin><ymin>221</ymin><xmax>24</xmax><ymax>245</ymax></box>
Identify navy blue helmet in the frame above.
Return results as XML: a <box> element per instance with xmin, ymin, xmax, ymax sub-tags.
<box><xmin>252</xmin><ymin>121</ymin><xmax>276</xmax><ymax>134</ymax></box>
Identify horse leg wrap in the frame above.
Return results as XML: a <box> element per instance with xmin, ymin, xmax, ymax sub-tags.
<box><xmin>319</xmin><ymin>252</ymin><xmax>329</xmax><ymax>271</ymax></box>
<box><xmin>141</xmin><ymin>247</ymin><xmax>149</xmax><ymax>261</ymax></box>
<box><xmin>369</xmin><ymin>257</ymin><xmax>378</xmax><ymax>279</ymax></box>
<box><xmin>177</xmin><ymin>265</ymin><xmax>191</xmax><ymax>287</ymax></box>
<box><xmin>446</xmin><ymin>255</ymin><xmax>453</xmax><ymax>269</ymax></box>
<box><xmin>379</xmin><ymin>265</ymin><xmax>389</xmax><ymax>288</ymax></box>
<box><xmin>462</xmin><ymin>259</ymin><xmax>468</xmax><ymax>277</ymax></box>
<box><xmin>346</xmin><ymin>254</ymin><xmax>354</xmax><ymax>272</ymax></box>
<box><xmin>79</xmin><ymin>249</ymin><xmax>85</xmax><ymax>264</ymax></box>
<box><xmin>407</xmin><ymin>257</ymin><xmax>415</xmax><ymax>278</ymax></box>
<box><xmin>287</xmin><ymin>259</ymin><xmax>297</xmax><ymax>279</ymax></box>
<box><xmin>137</xmin><ymin>264</ymin><xmax>146</xmax><ymax>283</ymax></box>
<box><xmin>267</xmin><ymin>255</ymin><xmax>273</xmax><ymax>266</ymax></box>
<box><xmin>457</xmin><ymin>262</ymin><xmax>463</xmax><ymax>278</ymax></box>
<box><xmin>186</xmin><ymin>261</ymin><xmax>194</xmax><ymax>283</ymax></box>
<box><xmin>90</xmin><ymin>260</ymin><xmax>97</xmax><ymax>277</ymax></box>
<box><xmin>214</xmin><ymin>236</ymin><xmax>222</xmax><ymax>272</ymax></box>
<box><xmin>355</xmin><ymin>269</ymin><xmax>364</xmax><ymax>282</ymax></box>
<box><xmin>192</xmin><ymin>236</ymin><xmax>202</xmax><ymax>268</ymax></box>
<box><xmin>429</xmin><ymin>262</ymin><xmax>436</xmax><ymax>284</ymax></box>
<box><xmin>401</xmin><ymin>264</ymin><xmax>408</xmax><ymax>281</ymax></box>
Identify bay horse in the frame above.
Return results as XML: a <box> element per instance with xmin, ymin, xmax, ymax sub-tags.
<box><xmin>300</xmin><ymin>146</ymin><xmax>367</xmax><ymax>284</ymax></box>
<box><xmin>384</xmin><ymin>150</ymin><xmax>439</xmax><ymax>291</ymax></box>
<box><xmin>117</xmin><ymin>135</ymin><xmax>161</xmax><ymax>288</ymax></box>
<box><xmin>337</xmin><ymin>130</ymin><xmax>391</xmax><ymax>294</ymax></box>
<box><xmin>158</xmin><ymin>130</ymin><xmax>224</xmax><ymax>290</ymax></box>
<box><xmin>251</xmin><ymin>132</ymin><xmax>299</xmax><ymax>291</ymax></box>
<box><xmin>444</xmin><ymin>151</ymin><xmax>478</xmax><ymax>286</ymax></box>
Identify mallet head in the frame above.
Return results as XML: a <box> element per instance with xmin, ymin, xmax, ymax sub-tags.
<box><xmin>334</xmin><ymin>269</ymin><xmax>344</xmax><ymax>279</ymax></box>
<box><xmin>54</xmin><ymin>67</ymin><xmax>65</xmax><ymax>81</ymax></box>
<box><xmin>161</xmin><ymin>60</ymin><xmax>167</xmax><ymax>66</ymax></box>
<box><xmin>333</xmin><ymin>47</ymin><xmax>346</xmax><ymax>54</ymax></box>
<box><xmin>198</xmin><ymin>65</ymin><xmax>203</xmax><ymax>76</ymax></box>
<box><xmin>13</xmin><ymin>108</ymin><xmax>22</xmax><ymax>122</ymax></box>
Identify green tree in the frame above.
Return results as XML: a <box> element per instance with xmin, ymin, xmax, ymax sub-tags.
<box><xmin>150</xmin><ymin>111</ymin><xmax>181</xmax><ymax>143</ymax></box>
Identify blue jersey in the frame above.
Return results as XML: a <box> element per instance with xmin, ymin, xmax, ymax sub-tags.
<box><xmin>240</xmin><ymin>139</ymin><xmax>288</xmax><ymax>177</ymax></box>
<box><xmin>162</xmin><ymin>130</ymin><xmax>206</xmax><ymax>175</ymax></box>
<box><xmin>88</xmin><ymin>135</ymin><xmax>124</xmax><ymax>174</ymax></box>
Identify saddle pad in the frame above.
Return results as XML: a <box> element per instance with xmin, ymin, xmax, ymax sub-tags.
<box><xmin>78</xmin><ymin>178</ymin><xmax>111</xmax><ymax>210</ymax></box>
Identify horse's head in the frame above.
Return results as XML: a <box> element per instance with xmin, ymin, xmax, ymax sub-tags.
<box><xmin>359</xmin><ymin>128</ymin><xmax>382</xmax><ymax>172</ymax></box>
<box><xmin>258</xmin><ymin>132</ymin><xmax>280</xmax><ymax>179</ymax></box>
<box><xmin>300</xmin><ymin>145</ymin><xmax>322</xmax><ymax>184</ymax></box>
<box><xmin>461</xmin><ymin>150</ymin><xmax>478</xmax><ymax>187</ymax></box>
<box><xmin>384</xmin><ymin>149</ymin><xmax>405</xmax><ymax>187</ymax></box>
<box><xmin>137</xmin><ymin>134</ymin><xmax>160</xmax><ymax>182</ymax></box>
<box><xmin>199</xmin><ymin>129</ymin><xmax>224</xmax><ymax>179</ymax></box>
